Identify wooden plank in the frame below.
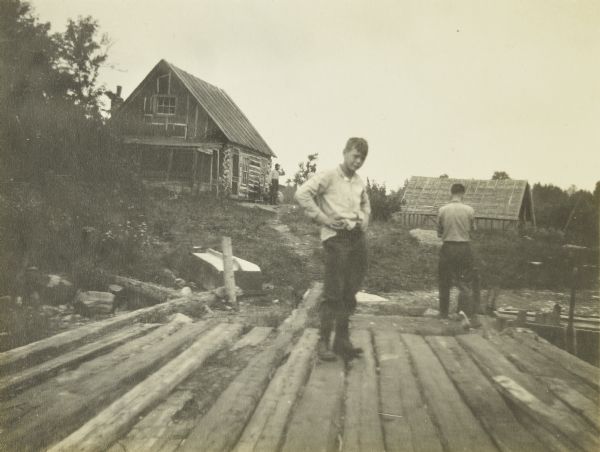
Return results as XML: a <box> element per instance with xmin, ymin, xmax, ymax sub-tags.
<box><xmin>486</xmin><ymin>333</ymin><xmax>598</xmax><ymax>403</ymax></box>
<box><xmin>179</xmin><ymin>283</ymin><xmax>323</xmax><ymax>452</ymax></box>
<box><xmin>0</xmin><ymin>323</ymin><xmax>157</xmax><ymax>396</ymax></box>
<box><xmin>0</xmin><ymin>319</ymin><xmax>211</xmax><ymax>452</ymax></box>
<box><xmin>401</xmin><ymin>334</ymin><xmax>496</xmax><ymax>452</ymax></box>
<box><xmin>108</xmin><ymin>390</ymin><xmax>195</xmax><ymax>452</ymax></box>
<box><xmin>0</xmin><ymin>291</ymin><xmax>218</xmax><ymax>374</ymax></box>
<box><xmin>230</xmin><ymin>326</ymin><xmax>273</xmax><ymax>351</ymax></box>
<box><xmin>511</xmin><ymin>330</ymin><xmax>599</xmax><ymax>390</ymax></box>
<box><xmin>49</xmin><ymin>323</ymin><xmax>243</xmax><ymax>452</ymax></box>
<box><xmin>280</xmin><ymin>359</ymin><xmax>345</xmax><ymax>452</ymax></box>
<box><xmin>541</xmin><ymin>376</ymin><xmax>600</xmax><ymax>430</ymax></box>
<box><xmin>426</xmin><ymin>336</ymin><xmax>546</xmax><ymax>452</ymax></box>
<box><xmin>343</xmin><ymin>329</ymin><xmax>385</xmax><ymax>452</ymax></box>
<box><xmin>234</xmin><ymin>328</ymin><xmax>319</xmax><ymax>452</ymax></box>
<box><xmin>458</xmin><ymin>334</ymin><xmax>599</xmax><ymax>452</ymax></box>
<box><xmin>373</xmin><ymin>328</ymin><xmax>441</xmax><ymax>452</ymax></box>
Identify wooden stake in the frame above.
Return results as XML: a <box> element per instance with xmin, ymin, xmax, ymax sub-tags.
<box><xmin>221</xmin><ymin>237</ymin><xmax>237</xmax><ymax>305</ymax></box>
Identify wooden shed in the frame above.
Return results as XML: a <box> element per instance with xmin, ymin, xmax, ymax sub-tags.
<box><xmin>398</xmin><ymin>176</ymin><xmax>536</xmax><ymax>230</ymax></box>
<box><xmin>113</xmin><ymin>59</ymin><xmax>275</xmax><ymax>199</ymax></box>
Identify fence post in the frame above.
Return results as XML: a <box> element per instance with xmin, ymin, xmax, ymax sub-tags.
<box><xmin>222</xmin><ymin>236</ymin><xmax>237</xmax><ymax>306</ymax></box>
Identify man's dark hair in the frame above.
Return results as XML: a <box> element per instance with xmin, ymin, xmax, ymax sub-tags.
<box><xmin>450</xmin><ymin>183</ymin><xmax>466</xmax><ymax>195</ymax></box>
<box><xmin>274</xmin><ymin>163</ymin><xmax>280</xmax><ymax>169</ymax></box>
<box><xmin>344</xmin><ymin>137</ymin><xmax>369</xmax><ymax>158</ymax></box>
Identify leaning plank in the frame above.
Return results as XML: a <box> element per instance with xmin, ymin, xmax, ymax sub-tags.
<box><xmin>179</xmin><ymin>282</ymin><xmax>323</xmax><ymax>452</ymax></box>
<box><xmin>0</xmin><ymin>291</ymin><xmax>218</xmax><ymax>373</ymax></box>
<box><xmin>426</xmin><ymin>336</ymin><xmax>546</xmax><ymax>452</ymax></box>
<box><xmin>49</xmin><ymin>322</ymin><xmax>243</xmax><ymax>452</ymax></box>
<box><xmin>486</xmin><ymin>333</ymin><xmax>598</xmax><ymax>403</ymax></box>
<box><xmin>234</xmin><ymin>328</ymin><xmax>319</xmax><ymax>452</ymax></box>
<box><xmin>402</xmin><ymin>334</ymin><xmax>496</xmax><ymax>452</ymax></box>
<box><xmin>458</xmin><ymin>334</ymin><xmax>599</xmax><ymax>452</ymax></box>
<box><xmin>0</xmin><ymin>322</ymin><xmax>157</xmax><ymax>397</ymax></box>
<box><xmin>512</xmin><ymin>330</ymin><xmax>600</xmax><ymax>390</ymax></box>
<box><xmin>343</xmin><ymin>329</ymin><xmax>385</xmax><ymax>452</ymax></box>
<box><xmin>230</xmin><ymin>326</ymin><xmax>273</xmax><ymax>351</ymax></box>
<box><xmin>373</xmin><ymin>328</ymin><xmax>441</xmax><ymax>452</ymax></box>
<box><xmin>0</xmin><ymin>318</ymin><xmax>211</xmax><ymax>452</ymax></box>
<box><xmin>280</xmin><ymin>359</ymin><xmax>345</xmax><ymax>452</ymax></box>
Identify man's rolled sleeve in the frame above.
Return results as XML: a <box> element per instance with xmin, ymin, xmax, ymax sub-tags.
<box><xmin>295</xmin><ymin>173</ymin><xmax>329</xmax><ymax>225</ymax></box>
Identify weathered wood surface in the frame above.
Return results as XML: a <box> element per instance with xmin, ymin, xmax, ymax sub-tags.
<box><xmin>402</xmin><ymin>334</ymin><xmax>497</xmax><ymax>452</ymax></box>
<box><xmin>343</xmin><ymin>329</ymin><xmax>385</xmax><ymax>452</ymax></box>
<box><xmin>458</xmin><ymin>334</ymin><xmax>599</xmax><ymax>452</ymax></box>
<box><xmin>49</xmin><ymin>322</ymin><xmax>243</xmax><ymax>452</ymax></box>
<box><xmin>234</xmin><ymin>328</ymin><xmax>319</xmax><ymax>452</ymax></box>
<box><xmin>280</xmin><ymin>359</ymin><xmax>345</xmax><ymax>452</ymax></box>
<box><xmin>541</xmin><ymin>376</ymin><xmax>600</xmax><ymax>430</ymax></box>
<box><xmin>426</xmin><ymin>335</ymin><xmax>546</xmax><ymax>452</ymax></box>
<box><xmin>0</xmin><ymin>292</ymin><xmax>218</xmax><ymax>373</ymax></box>
<box><xmin>0</xmin><ymin>322</ymin><xmax>157</xmax><ymax>397</ymax></box>
<box><xmin>179</xmin><ymin>282</ymin><xmax>323</xmax><ymax>452</ymax></box>
<box><xmin>0</xmin><ymin>318</ymin><xmax>211</xmax><ymax>452</ymax></box>
<box><xmin>512</xmin><ymin>330</ymin><xmax>600</xmax><ymax>390</ymax></box>
<box><xmin>230</xmin><ymin>326</ymin><xmax>273</xmax><ymax>351</ymax></box>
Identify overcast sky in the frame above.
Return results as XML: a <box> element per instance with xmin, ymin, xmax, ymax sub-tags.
<box><xmin>32</xmin><ymin>0</ymin><xmax>599</xmax><ymax>191</ymax></box>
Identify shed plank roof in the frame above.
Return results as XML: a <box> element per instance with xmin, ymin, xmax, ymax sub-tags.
<box><xmin>401</xmin><ymin>176</ymin><xmax>530</xmax><ymax>220</ymax></box>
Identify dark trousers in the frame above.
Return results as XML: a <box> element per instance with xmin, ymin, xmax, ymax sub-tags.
<box><xmin>438</xmin><ymin>242</ymin><xmax>480</xmax><ymax>317</ymax></box>
<box><xmin>321</xmin><ymin>229</ymin><xmax>367</xmax><ymax>342</ymax></box>
<box><xmin>270</xmin><ymin>179</ymin><xmax>279</xmax><ymax>204</ymax></box>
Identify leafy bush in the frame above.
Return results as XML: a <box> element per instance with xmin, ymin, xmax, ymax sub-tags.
<box><xmin>365</xmin><ymin>179</ymin><xmax>402</xmax><ymax>222</ymax></box>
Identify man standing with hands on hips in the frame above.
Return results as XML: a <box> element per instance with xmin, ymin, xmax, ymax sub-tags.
<box><xmin>269</xmin><ymin>163</ymin><xmax>285</xmax><ymax>205</ymax></box>
<box><xmin>295</xmin><ymin>137</ymin><xmax>370</xmax><ymax>361</ymax></box>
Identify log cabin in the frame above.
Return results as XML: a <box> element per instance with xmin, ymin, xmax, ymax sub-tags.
<box><xmin>112</xmin><ymin>59</ymin><xmax>276</xmax><ymax>199</ymax></box>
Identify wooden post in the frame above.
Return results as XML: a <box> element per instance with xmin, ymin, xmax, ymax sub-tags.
<box><xmin>566</xmin><ymin>266</ymin><xmax>578</xmax><ymax>354</ymax></box>
<box><xmin>166</xmin><ymin>149</ymin><xmax>174</xmax><ymax>181</ymax></box>
<box><xmin>209</xmin><ymin>151</ymin><xmax>214</xmax><ymax>192</ymax></box>
<box><xmin>216</xmin><ymin>148</ymin><xmax>221</xmax><ymax>196</ymax></box>
<box><xmin>221</xmin><ymin>237</ymin><xmax>237</xmax><ymax>306</ymax></box>
<box><xmin>191</xmin><ymin>151</ymin><xmax>198</xmax><ymax>194</ymax></box>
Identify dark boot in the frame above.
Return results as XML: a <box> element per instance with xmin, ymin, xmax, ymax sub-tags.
<box><xmin>318</xmin><ymin>310</ymin><xmax>336</xmax><ymax>361</ymax></box>
<box><xmin>317</xmin><ymin>339</ymin><xmax>337</xmax><ymax>361</ymax></box>
<box><xmin>332</xmin><ymin>318</ymin><xmax>362</xmax><ymax>360</ymax></box>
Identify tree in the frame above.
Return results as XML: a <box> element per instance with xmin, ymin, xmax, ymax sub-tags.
<box><xmin>492</xmin><ymin>171</ymin><xmax>510</xmax><ymax>180</ymax></box>
<box><xmin>55</xmin><ymin>15</ymin><xmax>109</xmax><ymax>117</ymax></box>
<box><xmin>292</xmin><ymin>153</ymin><xmax>318</xmax><ymax>186</ymax></box>
<box><xmin>439</xmin><ymin>174</ymin><xmax>449</xmax><ymax>178</ymax></box>
<box><xmin>366</xmin><ymin>179</ymin><xmax>402</xmax><ymax>222</ymax></box>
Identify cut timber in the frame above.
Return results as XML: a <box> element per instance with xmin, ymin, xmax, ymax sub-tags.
<box><xmin>0</xmin><ymin>323</ymin><xmax>157</xmax><ymax>397</ymax></box>
<box><xmin>401</xmin><ymin>334</ymin><xmax>496</xmax><ymax>452</ymax></box>
<box><xmin>426</xmin><ymin>336</ymin><xmax>546</xmax><ymax>452</ymax></box>
<box><xmin>234</xmin><ymin>328</ymin><xmax>319</xmax><ymax>452</ymax></box>
<box><xmin>343</xmin><ymin>329</ymin><xmax>385</xmax><ymax>452</ymax></box>
<box><xmin>221</xmin><ymin>237</ymin><xmax>237</xmax><ymax>304</ymax></box>
<box><xmin>107</xmin><ymin>390</ymin><xmax>194</xmax><ymax>452</ymax></box>
<box><xmin>230</xmin><ymin>326</ymin><xmax>273</xmax><ymax>351</ymax></box>
<box><xmin>112</xmin><ymin>275</ymin><xmax>182</xmax><ymax>302</ymax></box>
<box><xmin>280</xmin><ymin>359</ymin><xmax>345</xmax><ymax>452</ymax></box>
<box><xmin>50</xmin><ymin>322</ymin><xmax>243</xmax><ymax>452</ymax></box>
<box><xmin>486</xmin><ymin>333</ymin><xmax>598</xmax><ymax>403</ymax></box>
<box><xmin>0</xmin><ymin>319</ymin><xmax>211</xmax><ymax>452</ymax></box>
<box><xmin>512</xmin><ymin>330</ymin><xmax>599</xmax><ymax>390</ymax></box>
<box><xmin>458</xmin><ymin>334</ymin><xmax>599</xmax><ymax>452</ymax></box>
<box><xmin>541</xmin><ymin>376</ymin><xmax>600</xmax><ymax>431</ymax></box>
<box><xmin>372</xmin><ymin>329</ymin><xmax>442</xmax><ymax>452</ymax></box>
<box><xmin>179</xmin><ymin>282</ymin><xmax>323</xmax><ymax>452</ymax></box>
<box><xmin>0</xmin><ymin>291</ymin><xmax>218</xmax><ymax>373</ymax></box>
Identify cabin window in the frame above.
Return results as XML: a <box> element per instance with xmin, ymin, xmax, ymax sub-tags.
<box><xmin>157</xmin><ymin>74</ymin><xmax>169</xmax><ymax>94</ymax></box>
<box><xmin>156</xmin><ymin>95</ymin><xmax>176</xmax><ymax>115</ymax></box>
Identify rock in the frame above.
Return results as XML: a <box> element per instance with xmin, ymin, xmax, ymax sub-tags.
<box><xmin>74</xmin><ymin>291</ymin><xmax>115</xmax><ymax>317</ymax></box>
<box><xmin>168</xmin><ymin>313</ymin><xmax>193</xmax><ymax>324</ymax></box>
<box><xmin>175</xmin><ymin>278</ymin><xmax>187</xmax><ymax>287</ymax></box>
<box><xmin>423</xmin><ymin>308</ymin><xmax>439</xmax><ymax>317</ymax></box>
<box><xmin>212</xmin><ymin>285</ymin><xmax>243</xmax><ymax>300</ymax></box>
<box><xmin>180</xmin><ymin>286</ymin><xmax>192</xmax><ymax>296</ymax></box>
<box><xmin>42</xmin><ymin>274</ymin><xmax>76</xmax><ymax>306</ymax></box>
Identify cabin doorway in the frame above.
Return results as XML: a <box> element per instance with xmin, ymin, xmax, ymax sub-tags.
<box><xmin>232</xmin><ymin>153</ymin><xmax>240</xmax><ymax>195</ymax></box>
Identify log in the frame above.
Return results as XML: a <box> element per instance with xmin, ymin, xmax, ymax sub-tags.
<box><xmin>343</xmin><ymin>329</ymin><xmax>385</xmax><ymax>452</ymax></box>
<box><xmin>280</xmin><ymin>359</ymin><xmax>345</xmax><ymax>452</ymax></box>
<box><xmin>179</xmin><ymin>282</ymin><xmax>323</xmax><ymax>452</ymax></box>
<box><xmin>234</xmin><ymin>328</ymin><xmax>319</xmax><ymax>452</ymax></box>
<box><xmin>426</xmin><ymin>336</ymin><xmax>546</xmax><ymax>452</ymax></box>
<box><xmin>373</xmin><ymin>328</ymin><xmax>437</xmax><ymax>452</ymax></box>
<box><xmin>0</xmin><ymin>318</ymin><xmax>211</xmax><ymax>452</ymax></box>
<box><xmin>221</xmin><ymin>237</ymin><xmax>237</xmax><ymax>305</ymax></box>
<box><xmin>511</xmin><ymin>330</ymin><xmax>599</xmax><ymax>390</ymax></box>
<box><xmin>401</xmin><ymin>334</ymin><xmax>496</xmax><ymax>452</ymax></box>
<box><xmin>0</xmin><ymin>291</ymin><xmax>218</xmax><ymax>374</ymax></box>
<box><xmin>230</xmin><ymin>326</ymin><xmax>273</xmax><ymax>351</ymax></box>
<box><xmin>457</xmin><ymin>334</ymin><xmax>599</xmax><ymax>452</ymax></box>
<box><xmin>0</xmin><ymin>323</ymin><xmax>157</xmax><ymax>397</ymax></box>
<box><xmin>49</xmin><ymin>322</ymin><xmax>244</xmax><ymax>452</ymax></box>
